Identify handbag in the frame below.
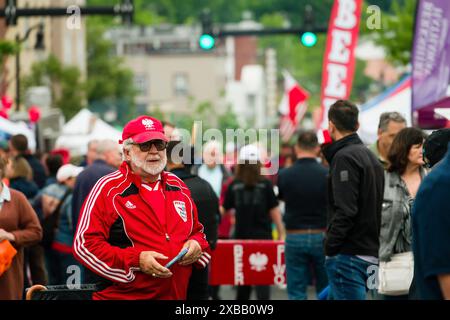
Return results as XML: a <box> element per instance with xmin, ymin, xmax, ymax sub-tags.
<box><xmin>378</xmin><ymin>251</ymin><xmax>414</xmax><ymax>296</ymax></box>
<box><xmin>0</xmin><ymin>240</ymin><xmax>18</xmax><ymax>277</ymax></box>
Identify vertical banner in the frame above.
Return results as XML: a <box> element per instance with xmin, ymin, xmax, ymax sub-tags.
<box><xmin>319</xmin><ymin>0</ymin><xmax>363</xmax><ymax>129</ymax></box>
<box><xmin>412</xmin><ymin>0</ymin><xmax>450</xmax><ymax>125</ymax></box>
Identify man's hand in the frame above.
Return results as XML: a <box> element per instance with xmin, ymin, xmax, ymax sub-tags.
<box><xmin>0</xmin><ymin>229</ymin><xmax>15</xmax><ymax>242</ymax></box>
<box><xmin>179</xmin><ymin>240</ymin><xmax>202</xmax><ymax>266</ymax></box>
<box><xmin>139</xmin><ymin>251</ymin><xmax>172</xmax><ymax>278</ymax></box>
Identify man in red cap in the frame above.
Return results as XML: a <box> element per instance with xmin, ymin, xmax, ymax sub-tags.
<box><xmin>73</xmin><ymin>116</ymin><xmax>210</xmax><ymax>300</ymax></box>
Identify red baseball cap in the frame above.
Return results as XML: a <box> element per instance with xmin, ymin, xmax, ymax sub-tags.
<box><xmin>119</xmin><ymin>116</ymin><xmax>168</xmax><ymax>144</ymax></box>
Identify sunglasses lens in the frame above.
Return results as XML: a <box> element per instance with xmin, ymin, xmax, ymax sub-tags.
<box><xmin>155</xmin><ymin>140</ymin><xmax>166</xmax><ymax>151</ymax></box>
<box><xmin>138</xmin><ymin>140</ymin><xmax>166</xmax><ymax>152</ymax></box>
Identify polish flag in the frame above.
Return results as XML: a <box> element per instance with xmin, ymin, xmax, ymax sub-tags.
<box><xmin>278</xmin><ymin>70</ymin><xmax>309</xmax><ymax>142</ymax></box>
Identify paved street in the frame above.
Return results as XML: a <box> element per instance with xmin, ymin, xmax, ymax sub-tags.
<box><xmin>218</xmin><ymin>285</ymin><xmax>318</xmax><ymax>300</ymax></box>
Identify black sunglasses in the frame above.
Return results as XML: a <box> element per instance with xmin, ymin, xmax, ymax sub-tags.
<box><xmin>133</xmin><ymin>140</ymin><xmax>167</xmax><ymax>152</ymax></box>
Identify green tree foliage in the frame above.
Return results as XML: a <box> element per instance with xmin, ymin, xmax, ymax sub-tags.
<box><xmin>87</xmin><ymin>0</ymin><xmax>168</xmax><ymax>26</ymax></box>
<box><xmin>218</xmin><ymin>105</ymin><xmax>240</xmax><ymax>134</ymax></box>
<box><xmin>350</xmin><ymin>59</ymin><xmax>374</xmax><ymax>103</ymax></box>
<box><xmin>365</xmin><ymin>0</ymin><xmax>417</xmax><ymax>67</ymax></box>
<box><xmin>0</xmin><ymin>40</ymin><xmax>18</xmax><ymax>60</ymax></box>
<box><xmin>22</xmin><ymin>55</ymin><xmax>84</xmax><ymax>119</ymax></box>
<box><xmin>0</xmin><ymin>40</ymin><xmax>19</xmax><ymax>95</ymax></box>
<box><xmin>86</xmin><ymin>26</ymin><xmax>137</xmax><ymax>125</ymax></box>
<box><xmin>258</xmin><ymin>13</ymin><xmax>327</xmax><ymax>108</ymax></box>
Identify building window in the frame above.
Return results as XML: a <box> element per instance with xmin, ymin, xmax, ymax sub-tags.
<box><xmin>174</xmin><ymin>73</ymin><xmax>189</xmax><ymax>96</ymax></box>
<box><xmin>134</xmin><ymin>74</ymin><xmax>148</xmax><ymax>96</ymax></box>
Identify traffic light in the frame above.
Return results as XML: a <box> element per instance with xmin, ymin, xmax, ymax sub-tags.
<box><xmin>199</xmin><ymin>9</ymin><xmax>215</xmax><ymax>50</ymax></box>
<box><xmin>199</xmin><ymin>34</ymin><xmax>215</xmax><ymax>50</ymax></box>
<box><xmin>300</xmin><ymin>5</ymin><xmax>317</xmax><ymax>47</ymax></box>
<box><xmin>301</xmin><ymin>32</ymin><xmax>317</xmax><ymax>47</ymax></box>
<box><xmin>120</xmin><ymin>0</ymin><xmax>134</xmax><ymax>26</ymax></box>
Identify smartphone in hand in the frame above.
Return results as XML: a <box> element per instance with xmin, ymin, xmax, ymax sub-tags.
<box><xmin>164</xmin><ymin>248</ymin><xmax>189</xmax><ymax>269</ymax></box>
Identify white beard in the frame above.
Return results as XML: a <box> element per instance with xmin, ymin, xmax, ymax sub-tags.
<box><xmin>131</xmin><ymin>153</ymin><xmax>167</xmax><ymax>176</ymax></box>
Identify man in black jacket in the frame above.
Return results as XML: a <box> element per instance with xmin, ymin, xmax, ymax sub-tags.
<box><xmin>278</xmin><ymin>130</ymin><xmax>328</xmax><ymax>300</ymax></box>
<box><xmin>71</xmin><ymin>139</ymin><xmax>122</xmax><ymax>284</ymax></box>
<box><xmin>166</xmin><ymin>141</ymin><xmax>219</xmax><ymax>300</ymax></box>
<box><xmin>322</xmin><ymin>100</ymin><xmax>384</xmax><ymax>300</ymax></box>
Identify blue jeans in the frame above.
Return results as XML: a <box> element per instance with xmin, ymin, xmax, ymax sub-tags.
<box><xmin>285</xmin><ymin>233</ymin><xmax>328</xmax><ymax>300</ymax></box>
<box><xmin>325</xmin><ymin>254</ymin><xmax>376</xmax><ymax>300</ymax></box>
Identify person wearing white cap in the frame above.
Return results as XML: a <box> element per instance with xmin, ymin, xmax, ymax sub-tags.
<box><xmin>223</xmin><ymin>144</ymin><xmax>285</xmax><ymax>300</ymax></box>
<box><xmin>56</xmin><ymin>164</ymin><xmax>84</xmax><ymax>186</ymax></box>
<box><xmin>38</xmin><ymin>164</ymin><xmax>84</xmax><ymax>285</ymax></box>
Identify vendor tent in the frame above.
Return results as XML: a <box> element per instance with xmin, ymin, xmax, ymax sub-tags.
<box><xmin>55</xmin><ymin>109</ymin><xmax>122</xmax><ymax>156</ymax></box>
<box><xmin>358</xmin><ymin>76</ymin><xmax>412</xmax><ymax>145</ymax></box>
<box><xmin>0</xmin><ymin>116</ymin><xmax>36</xmax><ymax>151</ymax></box>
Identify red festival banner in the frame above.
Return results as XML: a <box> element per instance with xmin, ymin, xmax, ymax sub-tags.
<box><xmin>319</xmin><ymin>0</ymin><xmax>363</xmax><ymax>129</ymax></box>
<box><xmin>209</xmin><ymin>240</ymin><xmax>286</xmax><ymax>286</ymax></box>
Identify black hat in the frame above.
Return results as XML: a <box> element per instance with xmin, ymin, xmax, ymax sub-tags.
<box><xmin>423</xmin><ymin>128</ymin><xmax>450</xmax><ymax>168</ymax></box>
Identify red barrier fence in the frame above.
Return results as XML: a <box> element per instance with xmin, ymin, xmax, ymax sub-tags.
<box><xmin>209</xmin><ymin>240</ymin><xmax>286</xmax><ymax>286</ymax></box>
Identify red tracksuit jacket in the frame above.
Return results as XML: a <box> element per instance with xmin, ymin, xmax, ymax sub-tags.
<box><xmin>73</xmin><ymin>162</ymin><xmax>210</xmax><ymax>300</ymax></box>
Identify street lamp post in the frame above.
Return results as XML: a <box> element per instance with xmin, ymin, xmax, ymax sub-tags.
<box><xmin>15</xmin><ymin>22</ymin><xmax>45</xmax><ymax>111</ymax></box>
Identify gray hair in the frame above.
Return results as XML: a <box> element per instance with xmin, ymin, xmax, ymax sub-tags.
<box><xmin>122</xmin><ymin>138</ymin><xmax>134</xmax><ymax>161</ymax></box>
<box><xmin>88</xmin><ymin>139</ymin><xmax>99</xmax><ymax>149</ymax></box>
<box><xmin>95</xmin><ymin>139</ymin><xmax>120</xmax><ymax>158</ymax></box>
<box><xmin>378</xmin><ymin>112</ymin><xmax>406</xmax><ymax>132</ymax></box>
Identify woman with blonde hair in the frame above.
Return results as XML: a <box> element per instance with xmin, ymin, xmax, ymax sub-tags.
<box><xmin>5</xmin><ymin>156</ymin><xmax>38</xmax><ymax>200</ymax></box>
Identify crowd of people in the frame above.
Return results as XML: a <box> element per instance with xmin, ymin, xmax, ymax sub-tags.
<box><xmin>0</xmin><ymin>99</ymin><xmax>449</xmax><ymax>300</ymax></box>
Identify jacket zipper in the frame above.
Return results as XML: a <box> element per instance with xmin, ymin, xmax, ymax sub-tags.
<box><xmin>165</xmin><ymin>233</ymin><xmax>170</xmax><ymax>241</ymax></box>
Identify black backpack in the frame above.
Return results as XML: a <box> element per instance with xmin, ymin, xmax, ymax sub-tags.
<box><xmin>40</xmin><ymin>189</ymin><xmax>72</xmax><ymax>249</ymax></box>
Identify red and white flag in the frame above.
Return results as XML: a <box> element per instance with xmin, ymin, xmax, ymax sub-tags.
<box><xmin>278</xmin><ymin>70</ymin><xmax>309</xmax><ymax>142</ymax></box>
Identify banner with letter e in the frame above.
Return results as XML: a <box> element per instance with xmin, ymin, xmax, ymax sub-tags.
<box><xmin>318</xmin><ymin>0</ymin><xmax>363</xmax><ymax>129</ymax></box>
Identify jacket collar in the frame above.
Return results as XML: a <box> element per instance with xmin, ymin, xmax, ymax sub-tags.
<box><xmin>322</xmin><ymin>133</ymin><xmax>363</xmax><ymax>164</ymax></box>
<box><xmin>0</xmin><ymin>182</ymin><xmax>11</xmax><ymax>203</ymax></box>
<box><xmin>119</xmin><ymin>161</ymin><xmax>169</xmax><ymax>190</ymax></box>
<box><xmin>387</xmin><ymin>167</ymin><xmax>428</xmax><ymax>188</ymax></box>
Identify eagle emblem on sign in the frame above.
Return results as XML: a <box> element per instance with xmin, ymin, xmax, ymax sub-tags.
<box><xmin>173</xmin><ymin>200</ymin><xmax>187</xmax><ymax>222</ymax></box>
<box><xmin>249</xmin><ymin>252</ymin><xmax>268</xmax><ymax>272</ymax></box>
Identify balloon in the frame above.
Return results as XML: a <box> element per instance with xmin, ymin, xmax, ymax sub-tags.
<box><xmin>0</xmin><ymin>109</ymin><xmax>8</xmax><ymax>119</ymax></box>
<box><xmin>1</xmin><ymin>95</ymin><xmax>13</xmax><ymax>110</ymax></box>
<box><xmin>28</xmin><ymin>105</ymin><xmax>41</xmax><ymax>123</ymax></box>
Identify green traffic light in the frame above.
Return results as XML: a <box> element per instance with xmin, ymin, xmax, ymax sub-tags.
<box><xmin>199</xmin><ymin>34</ymin><xmax>215</xmax><ymax>50</ymax></box>
<box><xmin>301</xmin><ymin>32</ymin><xmax>317</xmax><ymax>47</ymax></box>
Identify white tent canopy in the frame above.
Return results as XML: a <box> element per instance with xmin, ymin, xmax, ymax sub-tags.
<box><xmin>0</xmin><ymin>116</ymin><xmax>36</xmax><ymax>151</ymax></box>
<box><xmin>55</xmin><ymin>109</ymin><xmax>122</xmax><ymax>156</ymax></box>
<box><xmin>358</xmin><ymin>77</ymin><xmax>412</xmax><ymax>145</ymax></box>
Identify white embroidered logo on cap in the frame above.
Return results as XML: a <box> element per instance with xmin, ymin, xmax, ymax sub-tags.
<box><xmin>142</xmin><ymin>118</ymin><xmax>154</xmax><ymax>130</ymax></box>
<box><xmin>173</xmin><ymin>200</ymin><xmax>187</xmax><ymax>222</ymax></box>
